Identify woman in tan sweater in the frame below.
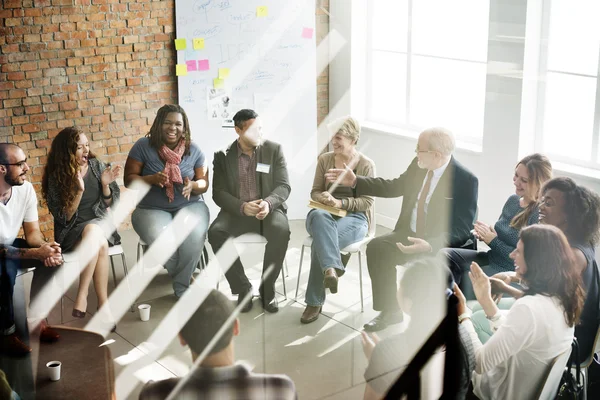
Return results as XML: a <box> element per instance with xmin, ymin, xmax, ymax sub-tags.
<box><xmin>301</xmin><ymin>117</ymin><xmax>376</xmax><ymax>323</ymax></box>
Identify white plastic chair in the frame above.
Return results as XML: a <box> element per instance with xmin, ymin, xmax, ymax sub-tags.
<box><xmin>294</xmin><ymin>234</ymin><xmax>374</xmax><ymax>312</ymax></box>
<box><xmin>537</xmin><ymin>348</ymin><xmax>572</xmax><ymax>400</ymax></box>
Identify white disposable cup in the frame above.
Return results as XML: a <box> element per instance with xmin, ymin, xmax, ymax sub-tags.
<box><xmin>46</xmin><ymin>361</ymin><xmax>61</xmax><ymax>381</ymax></box>
<box><xmin>138</xmin><ymin>304</ymin><xmax>151</xmax><ymax>322</ymax></box>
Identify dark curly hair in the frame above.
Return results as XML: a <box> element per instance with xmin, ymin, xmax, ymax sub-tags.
<box><xmin>520</xmin><ymin>224</ymin><xmax>585</xmax><ymax>327</ymax></box>
<box><xmin>146</xmin><ymin>104</ymin><xmax>192</xmax><ymax>155</ymax></box>
<box><xmin>541</xmin><ymin>177</ymin><xmax>600</xmax><ymax>245</ymax></box>
<box><xmin>42</xmin><ymin>127</ymin><xmax>96</xmax><ymax>212</ymax></box>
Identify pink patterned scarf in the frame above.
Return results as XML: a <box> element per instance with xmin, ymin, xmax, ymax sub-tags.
<box><xmin>158</xmin><ymin>139</ymin><xmax>185</xmax><ymax>202</ymax></box>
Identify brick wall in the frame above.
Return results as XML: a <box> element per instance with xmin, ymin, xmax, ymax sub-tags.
<box><xmin>1</xmin><ymin>0</ymin><xmax>329</xmax><ymax>239</ymax></box>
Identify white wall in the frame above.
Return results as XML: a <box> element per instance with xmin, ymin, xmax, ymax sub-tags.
<box><xmin>329</xmin><ymin>0</ymin><xmax>600</xmax><ymax>231</ymax></box>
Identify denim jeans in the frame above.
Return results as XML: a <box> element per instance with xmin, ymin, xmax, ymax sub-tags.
<box><xmin>471</xmin><ymin>298</ymin><xmax>515</xmax><ymax>343</ymax></box>
<box><xmin>304</xmin><ymin>209</ymin><xmax>368</xmax><ymax>306</ymax></box>
<box><xmin>131</xmin><ymin>201</ymin><xmax>209</xmax><ymax>297</ymax></box>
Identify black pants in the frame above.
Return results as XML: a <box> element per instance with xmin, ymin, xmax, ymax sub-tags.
<box><xmin>208</xmin><ymin>209</ymin><xmax>290</xmax><ymax>301</ymax></box>
<box><xmin>366</xmin><ymin>231</ymin><xmax>421</xmax><ymax>312</ymax></box>
<box><xmin>0</xmin><ymin>239</ymin><xmax>45</xmax><ymax>335</ymax></box>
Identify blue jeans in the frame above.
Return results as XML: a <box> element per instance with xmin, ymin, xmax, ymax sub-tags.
<box><xmin>304</xmin><ymin>209</ymin><xmax>368</xmax><ymax>306</ymax></box>
<box><xmin>131</xmin><ymin>201</ymin><xmax>210</xmax><ymax>297</ymax></box>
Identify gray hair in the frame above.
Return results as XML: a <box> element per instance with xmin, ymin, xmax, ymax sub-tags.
<box><xmin>328</xmin><ymin>116</ymin><xmax>361</xmax><ymax>144</ymax></box>
<box><xmin>421</xmin><ymin>127</ymin><xmax>455</xmax><ymax>156</ymax></box>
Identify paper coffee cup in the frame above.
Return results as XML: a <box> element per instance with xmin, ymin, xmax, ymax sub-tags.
<box><xmin>46</xmin><ymin>361</ymin><xmax>61</xmax><ymax>381</ymax></box>
<box><xmin>138</xmin><ymin>304</ymin><xmax>151</xmax><ymax>322</ymax></box>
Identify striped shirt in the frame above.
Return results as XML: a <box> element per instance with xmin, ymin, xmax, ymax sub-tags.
<box><xmin>139</xmin><ymin>362</ymin><xmax>297</xmax><ymax>400</ymax></box>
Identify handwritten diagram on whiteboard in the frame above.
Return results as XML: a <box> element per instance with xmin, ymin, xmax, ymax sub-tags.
<box><xmin>175</xmin><ymin>0</ymin><xmax>317</xmax><ymax>220</ymax></box>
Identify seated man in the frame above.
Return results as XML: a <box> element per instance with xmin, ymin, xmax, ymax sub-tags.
<box><xmin>361</xmin><ymin>259</ymin><xmax>475</xmax><ymax>400</ymax></box>
<box><xmin>0</xmin><ymin>144</ymin><xmax>62</xmax><ymax>357</ymax></box>
<box><xmin>208</xmin><ymin>109</ymin><xmax>291</xmax><ymax>313</ymax></box>
<box><xmin>326</xmin><ymin>127</ymin><xmax>478</xmax><ymax>332</ymax></box>
<box><xmin>139</xmin><ymin>289</ymin><xmax>297</xmax><ymax>400</ymax></box>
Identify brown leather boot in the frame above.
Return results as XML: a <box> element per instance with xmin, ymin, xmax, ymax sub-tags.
<box><xmin>0</xmin><ymin>333</ymin><xmax>32</xmax><ymax>357</ymax></box>
<box><xmin>323</xmin><ymin>268</ymin><xmax>339</xmax><ymax>294</ymax></box>
<box><xmin>300</xmin><ymin>305</ymin><xmax>322</xmax><ymax>324</ymax></box>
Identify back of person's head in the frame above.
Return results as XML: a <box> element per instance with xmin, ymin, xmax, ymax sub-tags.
<box><xmin>510</xmin><ymin>153</ymin><xmax>552</xmax><ymax>230</ymax></box>
<box><xmin>541</xmin><ymin>177</ymin><xmax>600</xmax><ymax>245</ymax></box>
<box><xmin>519</xmin><ymin>224</ymin><xmax>585</xmax><ymax>327</ymax></box>
<box><xmin>180</xmin><ymin>290</ymin><xmax>236</xmax><ymax>356</ymax></box>
<box><xmin>0</xmin><ymin>143</ymin><xmax>20</xmax><ymax>165</ymax></box>
<box><xmin>233</xmin><ymin>109</ymin><xmax>259</xmax><ymax>130</ymax></box>
<box><xmin>399</xmin><ymin>258</ymin><xmax>448</xmax><ymax>319</ymax></box>
<box><xmin>420</xmin><ymin>127</ymin><xmax>455</xmax><ymax>157</ymax></box>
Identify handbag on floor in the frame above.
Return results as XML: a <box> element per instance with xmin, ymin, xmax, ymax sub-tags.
<box><xmin>556</xmin><ymin>338</ymin><xmax>584</xmax><ymax>400</ymax></box>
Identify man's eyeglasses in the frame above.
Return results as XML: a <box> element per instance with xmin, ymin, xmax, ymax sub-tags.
<box><xmin>415</xmin><ymin>148</ymin><xmax>434</xmax><ymax>154</ymax></box>
<box><xmin>2</xmin><ymin>160</ymin><xmax>28</xmax><ymax>168</ymax></box>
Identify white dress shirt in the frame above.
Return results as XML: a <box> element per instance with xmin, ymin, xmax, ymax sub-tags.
<box><xmin>462</xmin><ymin>295</ymin><xmax>573</xmax><ymax>400</ymax></box>
<box><xmin>409</xmin><ymin>157</ymin><xmax>451</xmax><ymax>233</ymax></box>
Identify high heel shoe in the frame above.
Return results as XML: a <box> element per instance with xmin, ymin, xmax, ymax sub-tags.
<box><xmin>97</xmin><ymin>306</ymin><xmax>117</xmax><ymax>332</ymax></box>
<box><xmin>72</xmin><ymin>309</ymin><xmax>86</xmax><ymax>319</ymax></box>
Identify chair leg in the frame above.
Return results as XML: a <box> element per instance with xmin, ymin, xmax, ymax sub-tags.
<box><xmin>281</xmin><ymin>260</ymin><xmax>288</xmax><ymax>299</ymax></box>
<box><xmin>60</xmin><ymin>296</ymin><xmax>64</xmax><ymax>324</ymax></box>
<box><xmin>295</xmin><ymin>245</ymin><xmax>305</xmax><ymax>300</ymax></box>
<box><xmin>358</xmin><ymin>250</ymin><xmax>364</xmax><ymax>313</ymax></box>
<box><xmin>110</xmin><ymin>256</ymin><xmax>118</xmax><ymax>289</ymax></box>
<box><xmin>285</xmin><ymin>259</ymin><xmax>289</xmax><ymax>277</ymax></box>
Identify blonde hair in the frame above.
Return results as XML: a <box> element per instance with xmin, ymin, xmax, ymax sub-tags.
<box><xmin>328</xmin><ymin>116</ymin><xmax>361</xmax><ymax>144</ymax></box>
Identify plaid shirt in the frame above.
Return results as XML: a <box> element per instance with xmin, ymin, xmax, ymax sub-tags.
<box><xmin>139</xmin><ymin>362</ymin><xmax>297</xmax><ymax>400</ymax></box>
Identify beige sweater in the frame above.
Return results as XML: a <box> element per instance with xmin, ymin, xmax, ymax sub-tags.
<box><xmin>310</xmin><ymin>151</ymin><xmax>376</xmax><ymax>237</ymax></box>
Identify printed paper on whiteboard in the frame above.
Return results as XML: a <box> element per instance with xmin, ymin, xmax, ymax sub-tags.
<box><xmin>207</xmin><ymin>88</ymin><xmax>233</xmax><ymax>120</ymax></box>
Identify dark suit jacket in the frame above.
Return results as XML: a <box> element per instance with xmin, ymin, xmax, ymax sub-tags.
<box><xmin>212</xmin><ymin>139</ymin><xmax>291</xmax><ymax>216</ymax></box>
<box><xmin>355</xmin><ymin>156</ymin><xmax>478</xmax><ymax>252</ymax></box>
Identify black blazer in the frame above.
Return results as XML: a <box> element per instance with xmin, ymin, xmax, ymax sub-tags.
<box><xmin>355</xmin><ymin>156</ymin><xmax>478</xmax><ymax>252</ymax></box>
<box><xmin>212</xmin><ymin>139</ymin><xmax>291</xmax><ymax>216</ymax></box>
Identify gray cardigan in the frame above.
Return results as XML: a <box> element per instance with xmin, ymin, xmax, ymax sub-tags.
<box><xmin>46</xmin><ymin>157</ymin><xmax>120</xmax><ymax>244</ymax></box>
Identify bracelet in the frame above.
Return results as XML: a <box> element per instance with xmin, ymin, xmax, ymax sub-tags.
<box><xmin>486</xmin><ymin>312</ymin><xmax>501</xmax><ymax>322</ymax></box>
<box><xmin>101</xmin><ymin>187</ymin><xmax>112</xmax><ymax>200</ymax></box>
<box><xmin>458</xmin><ymin>311</ymin><xmax>472</xmax><ymax>323</ymax></box>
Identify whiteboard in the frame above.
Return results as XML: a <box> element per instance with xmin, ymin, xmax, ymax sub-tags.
<box><xmin>175</xmin><ymin>0</ymin><xmax>317</xmax><ymax>220</ymax></box>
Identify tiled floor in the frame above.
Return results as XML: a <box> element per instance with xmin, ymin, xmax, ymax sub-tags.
<box><xmin>22</xmin><ymin>221</ymin><xmax>411</xmax><ymax>400</ymax></box>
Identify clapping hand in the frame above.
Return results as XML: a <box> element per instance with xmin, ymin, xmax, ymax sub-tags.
<box><xmin>473</xmin><ymin>221</ymin><xmax>497</xmax><ymax>244</ymax></box>
<box><xmin>101</xmin><ymin>163</ymin><xmax>121</xmax><ymax>187</ymax></box>
<box><xmin>361</xmin><ymin>331</ymin><xmax>381</xmax><ymax>361</ymax></box>
<box><xmin>76</xmin><ymin>168</ymin><xmax>85</xmax><ymax>192</ymax></box>
<box><xmin>182</xmin><ymin>177</ymin><xmax>194</xmax><ymax>200</ymax></box>
<box><xmin>151</xmin><ymin>169</ymin><xmax>169</xmax><ymax>188</ymax></box>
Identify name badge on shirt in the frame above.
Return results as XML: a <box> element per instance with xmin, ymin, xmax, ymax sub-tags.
<box><xmin>257</xmin><ymin>163</ymin><xmax>270</xmax><ymax>174</ymax></box>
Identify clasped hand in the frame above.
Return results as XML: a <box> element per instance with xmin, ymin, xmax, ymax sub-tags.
<box><xmin>37</xmin><ymin>242</ymin><xmax>63</xmax><ymax>267</ymax></box>
<box><xmin>319</xmin><ymin>191</ymin><xmax>341</xmax><ymax>208</ymax></box>
<box><xmin>244</xmin><ymin>199</ymin><xmax>270</xmax><ymax>220</ymax></box>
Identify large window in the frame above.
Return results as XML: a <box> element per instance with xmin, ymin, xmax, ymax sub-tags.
<box><xmin>366</xmin><ymin>0</ymin><xmax>490</xmax><ymax>145</ymax></box>
<box><xmin>536</xmin><ymin>0</ymin><xmax>600</xmax><ymax>167</ymax></box>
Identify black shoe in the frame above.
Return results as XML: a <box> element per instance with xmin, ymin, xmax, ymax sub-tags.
<box><xmin>341</xmin><ymin>253</ymin><xmax>351</xmax><ymax>268</ymax></box>
<box><xmin>238</xmin><ymin>287</ymin><xmax>253</xmax><ymax>313</ymax></box>
<box><xmin>363</xmin><ymin>310</ymin><xmax>403</xmax><ymax>332</ymax></box>
<box><xmin>261</xmin><ymin>297</ymin><xmax>279</xmax><ymax>313</ymax></box>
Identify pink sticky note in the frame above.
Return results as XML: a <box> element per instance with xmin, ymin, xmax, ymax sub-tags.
<box><xmin>198</xmin><ymin>59</ymin><xmax>210</xmax><ymax>71</ymax></box>
<box><xmin>186</xmin><ymin>60</ymin><xmax>197</xmax><ymax>71</ymax></box>
<box><xmin>302</xmin><ymin>27</ymin><xmax>314</xmax><ymax>39</ymax></box>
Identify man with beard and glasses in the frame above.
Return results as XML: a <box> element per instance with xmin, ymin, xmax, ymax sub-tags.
<box><xmin>0</xmin><ymin>143</ymin><xmax>62</xmax><ymax>357</ymax></box>
<box><xmin>208</xmin><ymin>109</ymin><xmax>291</xmax><ymax>314</ymax></box>
<box><xmin>326</xmin><ymin>127</ymin><xmax>478</xmax><ymax>332</ymax></box>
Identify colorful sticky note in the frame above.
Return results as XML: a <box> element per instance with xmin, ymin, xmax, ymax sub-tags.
<box><xmin>218</xmin><ymin>68</ymin><xmax>230</xmax><ymax>79</ymax></box>
<box><xmin>186</xmin><ymin>60</ymin><xmax>197</xmax><ymax>71</ymax></box>
<box><xmin>302</xmin><ymin>27</ymin><xmax>314</xmax><ymax>39</ymax></box>
<box><xmin>198</xmin><ymin>59</ymin><xmax>210</xmax><ymax>71</ymax></box>
<box><xmin>176</xmin><ymin>64</ymin><xmax>188</xmax><ymax>76</ymax></box>
<box><xmin>193</xmin><ymin>38</ymin><xmax>205</xmax><ymax>50</ymax></box>
<box><xmin>174</xmin><ymin>38</ymin><xmax>187</xmax><ymax>50</ymax></box>
<box><xmin>213</xmin><ymin>78</ymin><xmax>224</xmax><ymax>89</ymax></box>
<box><xmin>256</xmin><ymin>6</ymin><xmax>268</xmax><ymax>17</ymax></box>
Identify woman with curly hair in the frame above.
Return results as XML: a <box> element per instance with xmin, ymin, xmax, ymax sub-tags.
<box><xmin>124</xmin><ymin>104</ymin><xmax>209</xmax><ymax>298</ymax></box>
<box><xmin>42</xmin><ymin>127</ymin><xmax>121</xmax><ymax>319</ymax></box>
<box><xmin>456</xmin><ymin>224</ymin><xmax>585</xmax><ymax>400</ymax></box>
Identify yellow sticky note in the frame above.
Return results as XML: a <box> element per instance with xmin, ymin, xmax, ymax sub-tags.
<box><xmin>213</xmin><ymin>78</ymin><xmax>224</xmax><ymax>88</ymax></box>
<box><xmin>176</xmin><ymin>64</ymin><xmax>188</xmax><ymax>76</ymax></box>
<box><xmin>193</xmin><ymin>38</ymin><xmax>205</xmax><ymax>50</ymax></box>
<box><xmin>257</xmin><ymin>6</ymin><xmax>268</xmax><ymax>17</ymax></box>
<box><xmin>218</xmin><ymin>68</ymin><xmax>230</xmax><ymax>79</ymax></box>
<box><xmin>174</xmin><ymin>38</ymin><xmax>187</xmax><ymax>50</ymax></box>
